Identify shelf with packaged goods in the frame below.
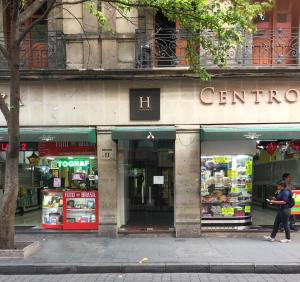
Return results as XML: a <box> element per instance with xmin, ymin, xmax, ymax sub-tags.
<box><xmin>202</xmin><ymin>202</ymin><xmax>252</xmax><ymax>205</ymax></box>
<box><xmin>63</xmin><ymin>190</ymin><xmax>98</xmax><ymax>230</ymax></box>
<box><xmin>67</xmin><ymin>208</ymin><xmax>96</xmax><ymax>211</ymax></box>
<box><xmin>202</xmin><ymin>215</ymin><xmax>251</xmax><ymax>219</ymax></box>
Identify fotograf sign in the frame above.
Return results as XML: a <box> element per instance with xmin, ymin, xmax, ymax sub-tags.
<box><xmin>130</xmin><ymin>88</ymin><xmax>160</xmax><ymax>120</ymax></box>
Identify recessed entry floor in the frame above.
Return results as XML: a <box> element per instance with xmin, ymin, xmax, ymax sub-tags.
<box><xmin>121</xmin><ymin>211</ymin><xmax>174</xmax><ymax>231</ymax></box>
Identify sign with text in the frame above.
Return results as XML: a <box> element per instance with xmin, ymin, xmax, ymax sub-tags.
<box><xmin>291</xmin><ymin>190</ymin><xmax>300</xmax><ymax>215</ymax></box>
<box><xmin>65</xmin><ymin>191</ymin><xmax>96</xmax><ymax>198</ymax></box>
<box><xmin>38</xmin><ymin>142</ymin><xmax>96</xmax><ymax>157</ymax></box>
<box><xmin>130</xmin><ymin>88</ymin><xmax>160</xmax><ymax>120</ymax></box>
<box><xmin>200</xmin><ymin>87</ymin><xmax>300</xmax><ymax>105</ymax></box>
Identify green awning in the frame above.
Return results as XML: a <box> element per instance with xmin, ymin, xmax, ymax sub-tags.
<box><xmin>112</xmin><ymin>127</ymin><xmax>176</xmax><ymax>140</ymax></box>
<box><xmin>0</xmin><ymin>127</ymin><xmax>96</xmax><ymax>143</ymax></box>
<box><xmin>200</xmin><ymin>126</ymin><xmax>300</xmax><ymax>141</ymax></box>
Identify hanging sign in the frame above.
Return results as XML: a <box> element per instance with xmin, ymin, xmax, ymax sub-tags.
<box><xmin>230</xmin><ymin>186</ymin><xmax>239</xmax><ymax>193</ymax></box>
<box><xmin>56</xmin><ymin>160</ymin><xmax>90</xmax><ymax>168</ymax></box>
<box><xmin>245</xmin><ymin>206</ymin><xmax>251</xmax><ymax>213</ymax></box>
<box><xmin>245</xmin><ymin>160</ymin><xmax>253</xmax><ymax>175</ymax></box>
<box><xmin>212</xmin><ymin>156</ymin><xmax>229</xmax><ymax>164</ymax></box>
<box><xmin>221</xmin><ymin>207</ymin><xmax>234</xmax><ymax>216</ymax></box>
<box><xmin>291</xmin><ymin>190</ymin><xmax>300</xmax><ymax>215</ymax></box>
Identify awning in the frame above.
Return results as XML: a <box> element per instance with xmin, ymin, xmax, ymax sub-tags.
<box><xmin>200</xmin><ymin>125</ymin><xmax>300</xmax><ymax>141</ymax></box>
<box><xmin>112</xmin><ymin>127</ymin><xmax>176</xmax><ymax>140</ymax></box>
<box><xmin>0</xmin><ymin>127</ymin><xmax>96</xmax><ymax>143</ymax></box>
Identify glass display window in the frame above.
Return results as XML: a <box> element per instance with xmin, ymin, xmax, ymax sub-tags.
<box><xmin>39</xmin><ymin>157</ymin><xmax>98</xmax><ymax>190</ymax></box>
<box><xmin>201</xmin><ymin>155</ymin><xmax>253</xmax><ymax>220</ymax></box>
<box><xmin>64</xmin><ymin>191</ymin><xmax>98</xmax><ymax>228</ymax></box>
<box><xmin>41</xmin><ymin>191</ymin><xmax>63</xmax><ymax>227</ymax></box>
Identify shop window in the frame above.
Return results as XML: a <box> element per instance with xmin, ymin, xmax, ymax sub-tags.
<box><xmin>12</xmin><ymin>140</ymin><xmax>99</xmax><ymax>230</ymax></box>
<box><xmin>201</xmin><ymin>155</ymin><xmax>253</xmax><ymax>228</ymax></box>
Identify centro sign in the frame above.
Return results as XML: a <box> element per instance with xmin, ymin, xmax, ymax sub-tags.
<box><xmin>199</xmin><ymin>87</ymin><xmax>300</xmax><ymax>105</ymax></box>
<box><xmin>56</xmin><ymin>160</ymin><xmax>90</xmax><ymax>168</ymax></box>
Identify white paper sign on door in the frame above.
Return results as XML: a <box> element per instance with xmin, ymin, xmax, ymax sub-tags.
<box><xmin>153</xmin><ymin>176</ymin><xmax>164</xmax><ymax>185</ymax></box>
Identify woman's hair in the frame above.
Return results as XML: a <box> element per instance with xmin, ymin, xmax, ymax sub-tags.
<box><xmin>276</xmin><ymin>180</ymin><xmax>285</xmax><ymax>186</ymax></box>
<box><xmin>282</xmin><ymin>173</ymin><xmax>290</xmax><ymax>180</ymax></box>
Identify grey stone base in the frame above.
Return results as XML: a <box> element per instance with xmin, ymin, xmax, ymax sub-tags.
<box><xmin>0</xmin><ymin>241</ymin><xmax>40</xmax><ymax>258</ymax></box>
<box><xmin>175</xmin><ymin>223</ymin><xmax>201</xmax><ymax>238</ymax></box>
<box><xmin>98</xmin><ymin>223</ymin><xmax>118</xmax><ymax>238</ymax></box>
<box><xmin>1</xmin><ymin>263</ymin><xmax>300</xmax><ymax>274</ymax></box>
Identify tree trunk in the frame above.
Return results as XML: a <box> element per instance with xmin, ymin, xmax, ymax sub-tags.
<box><xmin>0</xmin><ymin>2</ymin><xmax>21</xmax><ymax>249</ymax></box>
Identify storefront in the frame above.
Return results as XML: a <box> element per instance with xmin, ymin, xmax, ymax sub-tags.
<box><xmin>0</xmin><ymin>74</ymin><xmax>299</xmax><ymax>237</ymax></box>
<box><xmin>112</xmin><ymin>127</ymin><xmax>176</xmax><ymax>231</ymax></box>
<box><xmin>0</xmin><ymin>127</ymin><xmax>99</xmax><ymax>231</ymax></box>
<box><xmin>199</xmin><ymin>126</ymin><xmax>300</xmax><ymax>230</ymax></box>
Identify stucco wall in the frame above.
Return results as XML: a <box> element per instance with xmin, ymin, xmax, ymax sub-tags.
<box><xmin>0</xmin><ymin>77</ymin><xmax>299</xmax><ymax>126</ymax></box>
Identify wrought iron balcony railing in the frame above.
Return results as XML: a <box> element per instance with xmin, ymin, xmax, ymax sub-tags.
<box><xmin>0</xmin><ymin>31</ymin><xmax>66</xmax><ymax>70</ymax></box>
<box><xmin>135</xmin><ymin>28</ymin><xmax>300</xmax><ymax>68</ymax></box>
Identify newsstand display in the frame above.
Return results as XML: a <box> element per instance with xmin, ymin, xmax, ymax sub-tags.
<box><xmin>41</xmin><ymin>190</ymin><xmax>64</xmax><ymax>229</ymax></box>
<box><xmin>64</xmin><ymin>190</ymin><xmax>98</xmax><ymax>230</ymax></box>
<box><xmin>41</xmin><ymin>190</ymin><xmax>98</xmax><ymax>230</ymax></box>
<box><xmin>40</xmin><ymin>150</ymin><xmax>99</xmax><ymax>230</ymax></box>
<box><xmin>201</xmin><ymin>155</ymin><xmax>253</xmax><ymax>228</ymax></box>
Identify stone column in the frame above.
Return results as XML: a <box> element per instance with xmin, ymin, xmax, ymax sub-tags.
<box><xmin>97</xmin><ymin>126</ymin><xmax>118</xmax><ymax>237</ymax></box>
<box><xmin>175</xmin><ymin>125</ymin><xmax>201</xmax><ymax>237</ymax></box>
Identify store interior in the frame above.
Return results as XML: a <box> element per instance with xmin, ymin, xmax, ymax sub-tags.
<box><xmin>1</xmin><ymin>141</ymin><xmax>99</xmax><ymax>230</ymax></box>
<box><xmin>201</xmin><ymin>137</ymin><xmax>300</xmax><ymax>230</ymax></box>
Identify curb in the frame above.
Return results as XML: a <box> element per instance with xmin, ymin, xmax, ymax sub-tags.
<box><xmin>0</xmin><ymin>263</ymin><xmax>300</xmax><ymax>274</ymax></box>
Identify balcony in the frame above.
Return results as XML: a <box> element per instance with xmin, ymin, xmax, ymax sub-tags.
<box><xmin>135</xmin><ymin>28</ymin><xmax>300</xmax><ymax>69</ymax></box>
<box><xmin>0</xmin><ymin>31</ymin><xmax>66</xmax><ymax>70</ymax></box>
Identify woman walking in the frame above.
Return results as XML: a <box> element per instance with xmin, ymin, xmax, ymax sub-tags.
<box><xmin>264</xmin><ymin>180</ymin><xmax>292</xmax><ymax>243</ymax></box>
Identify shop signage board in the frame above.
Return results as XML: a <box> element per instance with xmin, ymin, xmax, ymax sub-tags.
<box><xmin>130</xmin><ymin>88</ymin><xmax>160</xmax><ymax>120</ymax></box>
<box><xmin>291</xmin><ymin>190</ymin><xmax>300</xmax><ymax>215</ymax></box>
<box><xmin>101</xmin><ymin>148</ymin><xmax>113</xmax><ymax>160</ymax></box>
<box><xmin>0</xmin><ymin>142</ymin><xmax>38</xmax><ymax>151</ymax></box>
<box><xmin>200</xmin><ymin>87</ymin><xmax>300</xmax><ymax>105</ymax></box>
<box><xmin>38</xmin><ymin>142</ymin><xmax>96</xmax><ymax>156</ymax></box>
<box><xmin>56</xmin><ymin>160</ymin><xmax>90</xmax><ymax>168</ymax></box>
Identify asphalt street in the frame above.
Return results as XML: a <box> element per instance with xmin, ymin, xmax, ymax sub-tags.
<box><xmin>0</xmin><ymin>273</ymin><xmax>300</xmax><ymax>282</ymax></box>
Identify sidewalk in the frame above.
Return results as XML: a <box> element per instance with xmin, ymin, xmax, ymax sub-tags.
<box><xmin>0</xmin><ymin>232</ymin><xmax>300</xmax><ymax>274</ymax></box>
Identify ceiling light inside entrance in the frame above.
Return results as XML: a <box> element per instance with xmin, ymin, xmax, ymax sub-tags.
<box><xmin>243</xmin><ymin>132</ymin><xmax>261</xmax><ymax>140</ymax></box>
<box><xmin>39</xmin><ymin>135</ymin><xmax>55</xmax><ymax>142</ymax></box>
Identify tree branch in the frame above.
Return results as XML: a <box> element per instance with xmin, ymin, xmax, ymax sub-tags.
<box><xmin>54</xmin><ymin>0</ymin><xmax>90</xmax><ymax>6</ymax></box>
<box><xmin>0</xmin><ymin>93</ymin><xmax>10</xmax><ymax>122</ymax></box>
<box><xmin>17</xmin><ymin>0</ymin><xmax>56</xmax><ymax>46</ymax></box>
<box><xmin>19</xmin><ymin>0</ymin><xmax>48</xmax><ymax>25</ymax></box>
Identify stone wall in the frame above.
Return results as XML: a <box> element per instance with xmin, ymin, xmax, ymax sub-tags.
<box><xmin>0</xmin><ymin>77</ymin><xmax>298</xmax><ymax>126</ymax></box>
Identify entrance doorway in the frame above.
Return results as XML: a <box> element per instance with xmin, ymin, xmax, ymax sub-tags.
<box><xmin>118</xmin><ymin>139</ymin><xmax>175</xmax><ymax>230</ymax></box>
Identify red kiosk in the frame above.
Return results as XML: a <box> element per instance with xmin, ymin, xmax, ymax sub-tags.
<box><xmin>41</xmin><ymin>190</ymin><xmax>98</xmax><ymax>230</ymax></box>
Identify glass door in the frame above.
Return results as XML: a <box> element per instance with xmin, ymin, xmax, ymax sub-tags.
<box><xmin>120</xmin><ymin>139</ymin><xmax>174</xmax><ymax>229</ymax></box>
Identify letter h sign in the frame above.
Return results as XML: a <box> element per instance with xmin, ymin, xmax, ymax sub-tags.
<box><xmin>130</xmin><ymin>88</ymin><xmax>160</xmax><ymax>120</ymax></box>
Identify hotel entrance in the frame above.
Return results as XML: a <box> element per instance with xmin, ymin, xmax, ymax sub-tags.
<box><xmin>114</xmin><ymin>128</ymin><xmax>175</xmax><ymax>231</ymax></box>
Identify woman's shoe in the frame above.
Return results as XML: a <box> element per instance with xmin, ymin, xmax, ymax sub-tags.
<box><xmin>263</xmin><ymin>236</ymin><xmax>275</xmax><ymax>242</ymax></box>
<box><xmin>280</xmin><ymin>239</ymin><xmax>292</xmax><ymax>243</ymax></box>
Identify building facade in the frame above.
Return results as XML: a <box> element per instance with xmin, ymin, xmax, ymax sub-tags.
<box><xmin>1</xmin><ymin>1</ymin><xmax>300</xmax><ymax>237</ymax></box>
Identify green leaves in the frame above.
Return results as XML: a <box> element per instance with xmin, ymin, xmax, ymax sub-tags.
<box><xmin>85</xmin><ymin>1</ymin><xmax>107</xmax><ymax>27</ymax></box>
